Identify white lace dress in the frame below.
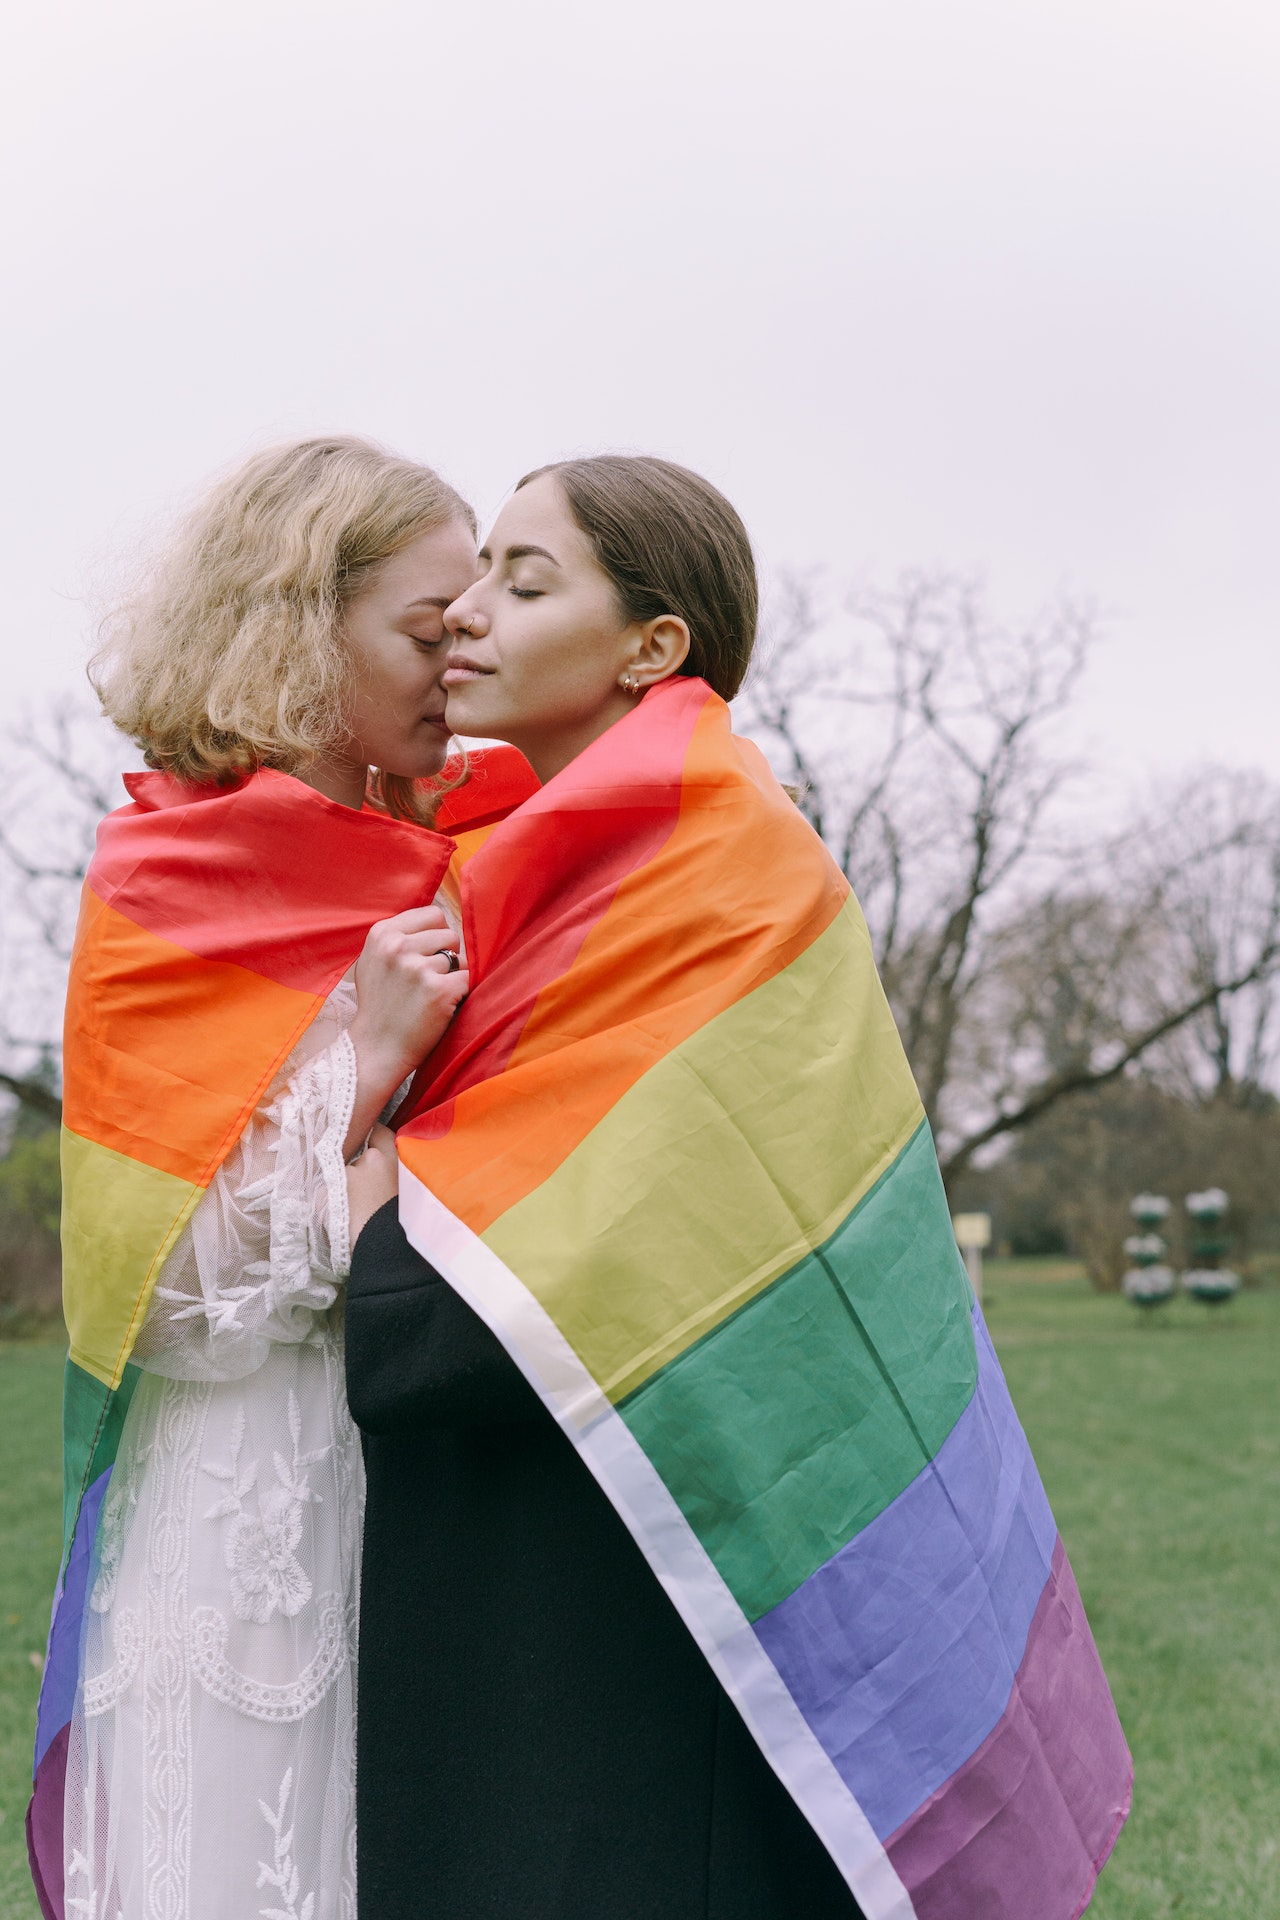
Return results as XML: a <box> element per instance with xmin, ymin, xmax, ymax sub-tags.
<box><xmin>66</xmin><ymin>981</ymin><xmax>365</xmax><ymax>1920</ymax></box>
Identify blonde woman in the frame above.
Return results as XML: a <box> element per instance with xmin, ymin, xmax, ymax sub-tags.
<box><xmin>46</xmin><ymin>439</ymin><xmax>476</xmax><ymax>1920</ymax></box>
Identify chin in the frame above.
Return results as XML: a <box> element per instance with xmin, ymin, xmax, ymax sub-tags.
<box><xmin>443</xmin><ymin>690</ymin><xmax>496</xmax><ymax>738</ymax></box>
<box><xmin>421</xmin><ymin>748</ymin><xmax>454</xmax><ymax>781</ymax></box>
<box><xmin>381</xmin><ymin>742</ymin><xmax>452</xmax><ymax>784</ymax></box>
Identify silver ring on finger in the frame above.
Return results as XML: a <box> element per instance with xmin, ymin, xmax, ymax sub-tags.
<box><xmin>441</xmin><ymin>950</ymin><xmax>461</xmax><ymax>973</ymax></box>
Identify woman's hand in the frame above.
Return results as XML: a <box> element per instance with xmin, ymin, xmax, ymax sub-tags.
<box><xmin>344</xmin><ymin>906</ymin><xmax>468</xmax><ymax>1157</ymax></box>
<box><xmin>346</xmin><ymin>1123</ymin><xmax>401</xmax><ymax>1249</ymax></box>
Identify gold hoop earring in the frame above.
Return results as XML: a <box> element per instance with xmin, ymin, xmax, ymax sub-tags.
<box><xmin>620</xmin><ymin>672</ymin><xmax>641</xmax><ymax>695</ymax></box>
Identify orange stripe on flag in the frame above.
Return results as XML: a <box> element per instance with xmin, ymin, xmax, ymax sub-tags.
<box><xmin>63</xmin><ymin>892</ymin><xmax>322</xmax><ymax>1185</ymax></box>
<box><xmin>400</xmin><ymin>707</ymin><xmax>848</xmax><ymax>1232</ymax></box>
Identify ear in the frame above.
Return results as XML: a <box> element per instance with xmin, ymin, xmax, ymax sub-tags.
<box><xmin>629</xmin><ymin>615</ymin><xmax>691</xmax><ymax>688</ymax></box>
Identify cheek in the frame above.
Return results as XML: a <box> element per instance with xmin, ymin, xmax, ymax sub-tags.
<box><xmin>410</xmin><ymin>650</ymin><xmax>449</xmax><ymax>693</ymax></box>
<box><xmin>364</xmin><ymin>646</ymin><xmax>440</xmax><ymax>709</ymax></box>
<box><xmin>510</xmin><ymin>616</ymin><xmax>618</xmax><ymax>707</ymax></box>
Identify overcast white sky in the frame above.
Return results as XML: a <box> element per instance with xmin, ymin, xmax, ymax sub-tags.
<box><xmin>2</xmin><ymin>0</ymin><xmax>1277</xmax><ymax>788</ymax></box>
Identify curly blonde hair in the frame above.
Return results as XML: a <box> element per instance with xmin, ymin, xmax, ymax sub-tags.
<box><xmin>90</xmin><ymin>436</ymin><xmax>475</xmax><ymax>824</ymax></box>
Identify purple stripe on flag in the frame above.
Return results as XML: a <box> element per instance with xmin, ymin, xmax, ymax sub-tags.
<box><xmin>34</xmin><ymin>1467</ymin><xmax>110</xmax><ymax>1771</ymax></box>
<box><xmin>28</xmin><ymin>1469</ymin><xmax>110</xmax><ymax>1920</ymax></box>
<box><xmin>753</xmin><ymin>1310</ymin><xmax>1057</xmax><ymax>1839</ymax></box>
<box><xmin>887</xmin><ymin>1537</ymin><xmax>1133</xmax><ymax>1920</ymax></box>
<box><xmin>26</xmin><ymin>1723</ymin><xmax>68</xmax><ymax>1920</ymax></box>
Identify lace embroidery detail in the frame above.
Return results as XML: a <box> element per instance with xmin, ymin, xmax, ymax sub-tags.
<box><xmin>83</xmin><ymin>1608</ymin><xmax>143</xmax><ymax>1717</ymax></box>
<box><xmin>66</xmin><ymin>971</ymin><xmax>367</xmax><ymax>1919</ymax></box>
<box><xmin>66</xmin><ymin>1850</ymin><xmax>123</xmax><ymax>1920</ymax></box>
<box><xmin>150</xmin><ymin>1279</ymin><xmax>274</xmax><ymax>1340</ymax></box>
<box><xmin>130</xmin><ymin>1010</ymin><xmax>357</xmax><ymax>1387</ymax></box>
<box><xmin>188</xmin><ymin>1594</ymin><xmax>346</xmax><ymax>1723</ymax></box>
<box><xmin>202</xmin><ymin>1391</ymin><xmax>330</xmax><ymax>1624</ymax></box>
<box><xmin>142</xmin><ymin>1379</ymin><xmax>210</xmax><ymax>1920</ymax></box>
<box><xmin>317</xmin><ymin>1031</ymin><xmax>358</xmax><ymax>1277</ymax></box>
<box><xmin>268</xmin><ymin>1033</ymin><xmax>355</xmax><ymax>1304</ymax></box>
<box><xmin>257</xmin><ymin>1768</ymin><xmax>316</xmax><ymax>1920</ymax></box>
<box><xmin>326</xmin><ymin>1341</ymin><xmax>361</xmax><ymax>1920</ymax></box>
<box><xmin>90</xmin><ymin>1459</ymin><xmax>145</xmax><ymax>1614</ymax></box>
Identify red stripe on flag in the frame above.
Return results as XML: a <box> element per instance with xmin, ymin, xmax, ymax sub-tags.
<box><xmin>432</xmin><ymin>745</ymin><xmax>540</xmax><ymax>833</ymax></box>
<box><xmin>398</xmin><ymin>677</ymin><xmax>709</xmax><ymax>1117</ymax></box>
<box><xmin>90</xmin><ymin>769</ymin><xmax>452</xmax><ymax>992</ymax></box>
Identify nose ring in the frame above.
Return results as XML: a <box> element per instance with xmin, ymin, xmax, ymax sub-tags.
<box><xmin>461</xmin><ymin>616</ymin><xmax>476</xmax><ymax>636</ymax></box>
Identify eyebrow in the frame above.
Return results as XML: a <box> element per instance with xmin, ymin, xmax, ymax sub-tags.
<box><xmin>476</xmin><ymin>543</ymin><xmax>561</xmax><ymax>567</ymax></box>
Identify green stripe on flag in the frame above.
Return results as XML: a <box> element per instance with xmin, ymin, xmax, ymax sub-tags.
<box><xmin>484</xmin><ymin>897</ymin><xmax>925</xmax><ymax>1402</ymax></box>
<box><xmin>61</xmin><ymin>1356</ymin><xmax>141</xmax><ymax>1556</ymax></box>
<box><xmin>619</xmin><ymin>1123</ymin><xmax>977</xmax><ymax>1621</ymax></box>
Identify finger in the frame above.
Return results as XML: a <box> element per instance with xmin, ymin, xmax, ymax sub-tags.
<box><xmin>391</xmin><ymin>929</ymin><xmax>465</xmax><ymax>959</ymax></box>
<box><xmin>372</xmin><ymin>906</ymin><xmax>449</xmax><ymax>936</ymax></box>
<box><xmin>422</xmin><ymin>950</ymin><xmax>467</xmax><ymax>976</ymax></box>
<box><xmin>394</xmin><ymin>949</ymin><xmax>467</xmax><ymax>982</ymax></box>
<box><xmin>367</xmin><ymin>1122</ymin><xmax>397</xmax><ymax>1153</ymax></box>
<box><xmin>392</xmin><ymin>954</ymin><xmax>469</xmax><ymax>997</ymax></box>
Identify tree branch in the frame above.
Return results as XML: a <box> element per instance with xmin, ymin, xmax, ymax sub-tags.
<box><xmin>939</xmin><ymin>946</ymin><xmax>1280</xmax><ymax>1180</ymax></box>
<box><xmin>0</xmin><ymin>1071</ymin><xmax>63</xmax><ymax>1123</ymax></box>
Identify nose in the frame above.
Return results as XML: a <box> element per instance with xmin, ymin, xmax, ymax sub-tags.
<box><xmin>444</xmin><ymin>596</ymin><xmax>487</xmax><ymax>641</ymax></box>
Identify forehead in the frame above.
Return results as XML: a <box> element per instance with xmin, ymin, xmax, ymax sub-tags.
<box><xmin>487</xmin><ymin>474</ymin><xmax>587</xmax><ymax>557</ymax></box>
<box><xmin>373</xmin><ymin>520</ymin><xmax>477</xmax><ymax>597</ymax></box>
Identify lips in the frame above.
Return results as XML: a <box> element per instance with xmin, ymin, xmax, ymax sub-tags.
<box><xmin>442</xmin><ymin>656</ymin><xmax>495</xmax><ymax>686</ymax></box>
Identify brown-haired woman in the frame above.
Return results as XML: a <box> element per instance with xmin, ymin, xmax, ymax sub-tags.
<box><xmin>61</xmin><ymin>438</ymin><xmax>476</xmax><ymax>1920</ymax></box>
<box><xmin>344</xmin><ymin>456</ymin><xmax>865</xmax><ymax>1919</ymax></box>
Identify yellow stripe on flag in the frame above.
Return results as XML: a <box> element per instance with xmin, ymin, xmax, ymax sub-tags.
<box><xmin>60</xmin><ymin>1128</ymin><xmax>201</xmax><ymax>1388</ymax></box>
<box><xmin>482</xmin><ymin>896</ymin><xmax>925</xmax><ymax>1400</ymax></box>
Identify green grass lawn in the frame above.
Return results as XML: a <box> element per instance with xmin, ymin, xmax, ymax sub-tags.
<box><xmin>2</xmin><ymin>1272</ymin><xmax>1278</xmax><ymax>1917</ymax></box>
<box><xmin>982</xmin><ymin>1265</ymin><xmax>1280</xmax><ymax>1918</ymax></box>
<box><xmin>0</xmin><ymin>1342</ymin><xmax>62</xmax><ymax>1920</ymax></box>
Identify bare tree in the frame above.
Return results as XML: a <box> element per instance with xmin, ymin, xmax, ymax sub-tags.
<box><xmin>942</xmin><ymin>863</ymin><xmax>1280</xmax><ymax>1181</ymax></box>
<box><xmin>1139</xmin><ymin>770</ymin><xmax>1280</xmax><ymax>1107</ymax></box>
<box><xmin>6</xmin><ymin>650</ymin><xmax>1280</xmax><ymax>1184</ymax></box>
<box><xmin>0</xmin><ymin>701</ymin><xmax>133</xmax><ymax>1124</ymax></box>
<box><xmin>738</xmin><ymin>572</ymin><xmax>1280</xmax><ymax>1184</ymax></box>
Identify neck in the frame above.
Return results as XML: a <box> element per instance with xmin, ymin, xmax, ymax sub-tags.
<box><xmin>516</xmin><ymin>692</ymin><xmax>636</xmax><ymax>786</ymax></box>
<box><xmin>294</xmin><ymin>754</ymin><xmax>368</xmax><ymax>810</ymax></box>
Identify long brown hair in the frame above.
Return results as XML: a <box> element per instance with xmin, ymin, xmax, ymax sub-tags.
<box><xmin>518</xmin><ymin>455</ymin><xmax>758</xmax><ymax>700</ymax></box>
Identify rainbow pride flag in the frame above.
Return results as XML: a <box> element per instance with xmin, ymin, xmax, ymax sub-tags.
<box><xmin>28</xmin><ymin>768</ymin><xmax>464</xmax><ymax>1920</ymax></box>
<box><xmin>395</xmin><ymin>677</ymin><xmax>1132</xmax><ymax>1920</ymax></box>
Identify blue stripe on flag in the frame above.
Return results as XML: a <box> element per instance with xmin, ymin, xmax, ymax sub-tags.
<box><xmin>753</xmin><ymin>1311</ymin><xmax>1058</xmax><ymax>1839</ymax></box>
<box><xmin>34</xmin><ymin>1467</ymin><xmax>110</xmax><ymax>1773</ymax></box>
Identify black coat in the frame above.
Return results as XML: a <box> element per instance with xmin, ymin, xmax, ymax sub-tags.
<box><xmin>345</xmin><ymin>1200</ymin><xmax>865</xmax><ymax>1920</ymax></box>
